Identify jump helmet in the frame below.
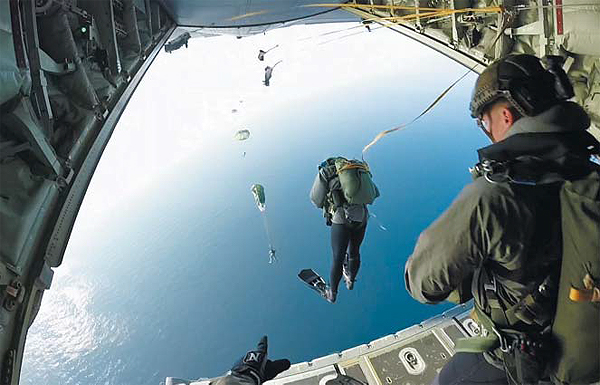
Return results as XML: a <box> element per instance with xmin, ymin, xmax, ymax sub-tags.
<box><xmin>470</xmin><ymin>54</ymin><xmax>574</xmax><ymax>118</ymax></box>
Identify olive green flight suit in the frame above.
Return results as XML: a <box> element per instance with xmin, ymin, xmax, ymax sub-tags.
<box><xmin>404</xmin><ymin>102</ymin><xmax>594</xmax><ymax>372</ymax></box>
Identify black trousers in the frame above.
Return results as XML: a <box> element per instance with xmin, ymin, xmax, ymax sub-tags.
<box><xmin>330</xmin><ymin>222</ymin><xmax>366</xmax><ymax>292</ymax></box>
<box><xmin>431</xmin><ymin>353</ymin><xmax>508</xmax><ymax>385</ymax></box>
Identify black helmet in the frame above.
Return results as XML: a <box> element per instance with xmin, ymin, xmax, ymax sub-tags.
<box><xmin>469</xmin><ymin>54</ymin><xmax>573</xmax><ymax>118</ymax></box>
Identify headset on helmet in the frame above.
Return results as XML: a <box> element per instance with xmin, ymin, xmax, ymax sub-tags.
<box><xmin>470</xmin><ymin>54</ymin><xmax>574</xmax><ymax>118</ymax></box>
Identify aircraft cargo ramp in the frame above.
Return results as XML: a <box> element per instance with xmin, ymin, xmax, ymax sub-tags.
<box><xmin>167</xmin><ymin>304</ymin><xmax>480</xmax><ymax>385</ymax></box>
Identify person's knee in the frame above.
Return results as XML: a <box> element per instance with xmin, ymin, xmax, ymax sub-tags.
<box><xmin>347</xmin><ymin>249</ymin><xmax>360</xmax><ymax>262</ymax></box>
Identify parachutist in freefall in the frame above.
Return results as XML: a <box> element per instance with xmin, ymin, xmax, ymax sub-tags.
<box><xmin>263</xmin><ymin>67</ymin><xmax>273</xmax><ymax>86</ymax></box>
<box><xmin>310</xmin><ymin>157</ymin><xmax>379</xmax><ymax>303</ymax></box>
<box><xmin>263</xmin><ymin>60</ymin><xmax>282</xmax><ymax>86</ymax></box>
<box><xmin>258</xmin><ymin>45</ymin><xmax>279</xmax><ymax>61</ymax></box>
<box><xmin>268</xmin><ymin>248</ymin><xmax>276</xmax><ymax>264</ymax></box>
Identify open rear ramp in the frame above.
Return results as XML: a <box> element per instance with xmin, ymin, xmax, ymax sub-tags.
<box><xmin>166</xmin><ymin>304</ymin><xmax>479</xmax><ymax>385</ymax></box>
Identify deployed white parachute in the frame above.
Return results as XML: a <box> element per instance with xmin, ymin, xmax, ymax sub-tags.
<box><xmin>234</xmin><ymin>129</ymin><xmax>250</xmax><ymax>141</ymax></box>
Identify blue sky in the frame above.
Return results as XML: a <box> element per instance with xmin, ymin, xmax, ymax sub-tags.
<box><xmin>21</xmin><ymin>23</ymin><xmax>488</xmax><ymax>385</ymax></box>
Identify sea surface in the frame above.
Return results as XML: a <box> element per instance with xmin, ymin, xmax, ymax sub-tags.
<box><xmin>21</xmin><ymin>24</ymin><xmax>487</xmax><ymax>385</ymax></box>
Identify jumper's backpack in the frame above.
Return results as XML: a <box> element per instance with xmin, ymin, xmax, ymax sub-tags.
<box><xmin>550</xmin><ymin>170</ymin><xmax>600</xmax><ymax>384</ymax></box>
<box><xmin>457</xmin><ymin>159</ymin><xmax>600</xmax><ymax>385</ymax></box>
<box><xmin>318</xmin><ymin>157</ymin><xmax>379</xmax><ymax>225</ymax></box>
<box><xmin>332</xmin><ymin>157</ymin><xmax>380</xmax><ymax>205</ymax></box>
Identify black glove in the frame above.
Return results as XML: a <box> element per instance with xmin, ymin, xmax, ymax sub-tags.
<box><xmin>231</xmin><ymin>336</ymin><xmax>290</xmax><ymax>385</ymax></box>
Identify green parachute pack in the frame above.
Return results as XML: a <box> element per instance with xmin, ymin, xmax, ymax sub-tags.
<box><xmin>332</xmin><ymin>157</ymin><xmax>380</xmax><ymax>205</ymax></box>
<box><xmin>550</xmin><ymin>170</ymin><xmax>600</xmax><ymax>384</ymax></box>
<box><xmin>456</xmin><ymin>164</ymin><xmax>600</xmax><ymax>385</ymax></box>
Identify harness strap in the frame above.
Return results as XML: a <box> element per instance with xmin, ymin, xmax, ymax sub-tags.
<box><xmin>480</xmin><ymin>269</ymin><xmax>511</xmax><ymax>327</ymax></box>
<box><xmin>455</xmin><ymin>306</ymin><xmax>500</xmax><ymax>353</ymax></box>
<box><xmin>455</xmin><ymin>306</ymin><xmax>531</xmax><ymax>354</ymax></box>
<box><xmin>481</xmin><ymin>268</ymin><xmax>556</xmax><ymax>327</ymax></box>
<box><xmin>505</xmin><ymin>294</ymin><xmax>539</xmax><ymax>325</ymax></box>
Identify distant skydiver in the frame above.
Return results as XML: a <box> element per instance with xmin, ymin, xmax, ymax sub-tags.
<box><xmin>263</xmin><ymin>60</ymin><xmax>282</xmax><ymax>86</ymax></box>
<box><xmin>251</xmin><ymin>184</ymin><xmax>278</xmax><ymax>264</ymax></box>
<box><xmin>258</xmin><ymin>45</ymin><xmax>279</xmax><ymax>61</ymax></box>
<box><xmin>310</xmin><ymin>157</ymin><xmax>379</xmax><ymax>303</ymax></box>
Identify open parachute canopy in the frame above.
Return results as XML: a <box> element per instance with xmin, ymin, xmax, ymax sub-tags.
<box><xmin>234</xmin><ymin>129</ymin><xmax>250</xmax><ymax>141</ymax></box>
<box><xmin>251</xmin><ymin>184</ymin><xmax>266</xmax><ymax>212</ymax></box>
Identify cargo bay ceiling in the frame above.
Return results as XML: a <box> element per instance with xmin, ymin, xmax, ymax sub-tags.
<box><xmin>0</xmin><ymin>1</ymin><xmax>599</xmax><ymax>384</ymax></box>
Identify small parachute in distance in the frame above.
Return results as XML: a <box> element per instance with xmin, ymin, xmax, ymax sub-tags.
<box><xmin>251</xmin><ymin>184</ymin><xmax>266</xmax><ymax>212</ymax></box>
<box><xmin>234</xmin><ymin>129</ymin><xmax>250</xmax><ymax>141</ymax></box>
<box><xmin>231</xmin><ymin>108</ymin><xmax>238</xmax><ymax>113</ymax></box>
<box><xmin>251</xmin><ymin>184</ymin><xmax>276</xmax><ymax>263</ymax></box>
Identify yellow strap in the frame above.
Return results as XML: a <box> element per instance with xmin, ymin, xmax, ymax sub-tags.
<box><xmin>338</xmin><ymin>163</ymin><xmax>369</xmax><ymax>172</ymax></box>
<box><xmin>362</xmin><ymin>72</ymin><xmax>469</xmax><ymax>153</ymax></box>
<box><xmin>569</xmin><ymin>287</ymin><xmax>600</xmax><ymax>302</ymax></box>
<box><xmin>358</xmin><ymin>7</ymin><xmax>502</xmax><ymax>22</ymax></box>
<box><xmin>360</xmin><ymin>9</ymin><xmax>513</xmax><ymax>154</ymax></box>
<box><xmin>569</xmin><ymin>274</ymin><xmax>600</xmax><ymax>302</ymax></box>
<box><xmin>227</xmin><ymin>10</ymin><xmax>268</xmax><ymax>21</ymax></box>
<box><xmin>303</xmin><ymin>3</ymin><xmax>502</xmax><ymax>14</ymax></box>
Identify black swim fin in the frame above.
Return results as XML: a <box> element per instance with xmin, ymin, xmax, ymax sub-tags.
<box><xmin>298</xmin><ymin>269</ymin><xmax>329</xmax><ymax>300</ymax></box>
